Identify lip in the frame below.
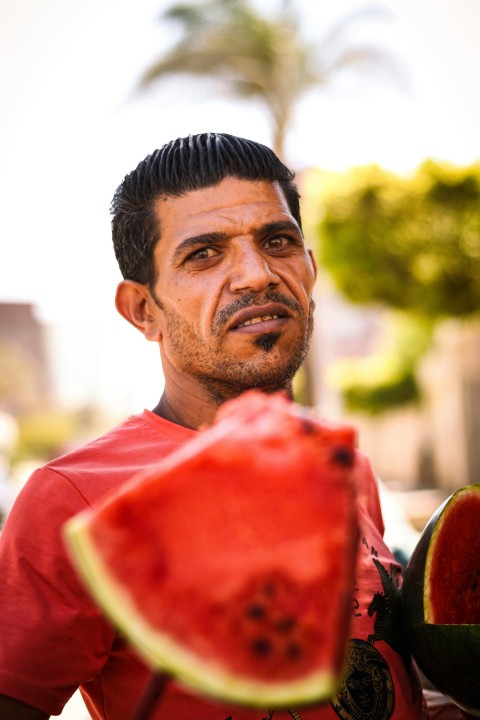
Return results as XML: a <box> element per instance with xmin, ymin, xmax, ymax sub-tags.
<box><xmin>228</xmin><ymin>303</ymin><xmax>292</xmax><ymax>334</ymax></box>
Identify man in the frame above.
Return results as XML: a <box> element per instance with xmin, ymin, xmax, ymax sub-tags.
<box><xmin>0</xmin><ymin>133</ymin><xmax>467</xmax><ymax>719</ymax></box>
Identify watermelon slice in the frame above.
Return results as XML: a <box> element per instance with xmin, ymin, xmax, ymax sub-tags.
<box><xmin>402</xmin><ymin>484</ymin><xmax>480</xmax><ymax>717</ymax></box>
<box><xmin>64</xmin><ymin>391</ymin><xmax>359</xmax><ymax>709</ymax></box>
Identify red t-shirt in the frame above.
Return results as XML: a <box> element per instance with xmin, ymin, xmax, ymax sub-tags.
<box><xmin>0</xmin><ymin>410</ymin><xmax>438</xmax><ymax>718</ymax></box>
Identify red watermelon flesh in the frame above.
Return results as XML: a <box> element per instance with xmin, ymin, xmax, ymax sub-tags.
<box><xmin>64</xmin><ymin>392</ymin><xmax>359</xmax><ymax>708</ymax></box>
<box><xmin>424</xmin><ymin>487</ymin><xmax>480</xmax><ymax>624</ymax></box>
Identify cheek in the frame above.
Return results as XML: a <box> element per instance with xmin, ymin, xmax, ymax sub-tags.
<box><xmin>193</xmin><ymin>278</ymin><xmax>224</xmax><ymax>330</ymax></box>
<box><xmin>293</xmin><ymin>270</ymin><xmax>315</xmax><ymax>309</ymax></box>
<box><xmin>168</xmin><ymin>282</ymin><xmax>199</xmax><ymax>322</ymax></box>
<box><xmin>285</xmin><ymin>256</ymin><xmax>316</xmax><ymax>297</ymax></box>
<box><xmin>171</xmin><ymin>279</ymin><xmax>184</xmax><ymax>305</ymax></box>
<box><xmin>173</xmin><ymin>289</ymin><xmax>211</xmax><ymax>335</ymax></box>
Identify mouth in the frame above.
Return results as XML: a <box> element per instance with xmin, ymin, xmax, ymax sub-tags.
<box><xmin>229</xmin><ymin>304</ymin><xmax>291</xmax><ymax>334</ymax></box>
<box><xmin>237</xmin><ymin>313</ymin><xmax>279</xmax><ymax>328</ymax></box>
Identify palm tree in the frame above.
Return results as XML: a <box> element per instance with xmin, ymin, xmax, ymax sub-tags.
<box><xmin>139</xmin><ymin>0</ymin><xmax>395</xmax><ymax>160</ymax></box>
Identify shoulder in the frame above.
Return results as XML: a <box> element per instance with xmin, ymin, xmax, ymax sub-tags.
<box><xmin>41</xmin><ymin>410</ymin><xmax>197</xmax><ymax>508</ymax></box>
<box><xmin>353</xmin><ymin>449</ymin><xmax>385</xmax><ymax>537</ymax></box>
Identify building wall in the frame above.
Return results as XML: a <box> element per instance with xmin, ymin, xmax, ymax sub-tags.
<box><xmin>0</xmin><ymin>302</ymin><xmax>49</xmax><ymax>413</ymax></box>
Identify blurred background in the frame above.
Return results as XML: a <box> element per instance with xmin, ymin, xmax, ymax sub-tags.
<box><xmin>1</xmin><ymin>0</ymin><xmax>479</xmax><ymax>715</ymax></box>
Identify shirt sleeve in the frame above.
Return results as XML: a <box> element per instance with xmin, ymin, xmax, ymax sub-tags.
<box><xmin>0</xmin><ymin>466</ymin><xmax>116</xmax><ymax>716</ymax></box>
<box><xmin>354</xmin><ymin>450</ymin><xmax>385</xmax><ymax>537</ymax></box>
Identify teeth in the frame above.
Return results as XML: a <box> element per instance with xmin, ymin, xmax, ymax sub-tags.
<box><xmin>239</xmin><ymin>315</ymin><xmax>279</xmax><ymax>328</ymax></box>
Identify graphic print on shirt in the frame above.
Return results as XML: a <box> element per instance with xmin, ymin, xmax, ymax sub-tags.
<box><xmin>367</xmin><ymin>558</ymin><xmax>406</xmax><ymax>657</ymax></box>
<box><xmin>368</xmin><ymin>557</ymin><xmax>423</xmax><ymax>708</ymax></box>
<box><xmin>330</xmin><ymin>638</ymin><xmax>394</xmax><ymax>720</ymax></box>
<box><xmin>330</xmin><ymin>547</ymin><xmax>401</xmax><ymax>719</ymax></box>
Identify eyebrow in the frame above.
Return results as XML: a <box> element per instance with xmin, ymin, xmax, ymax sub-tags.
<box><xmin>171</xmin><ymin>221</ymin><xmax>303</xmax><ymax>265</ymax></box>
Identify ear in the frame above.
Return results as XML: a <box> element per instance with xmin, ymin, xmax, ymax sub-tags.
<box><xmin>307</xmin><ymin>248</ymin><xmax>318</xmax><ymax>282</ymax></box>
<box><xmin>115</xmin><ymin>280</ymin><xmax>163</xmax><ymax>342</ymax></box>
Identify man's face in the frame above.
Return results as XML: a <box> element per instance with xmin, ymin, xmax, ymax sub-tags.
<box><xmin>150</xmin><ymin>177</ymin><xmax>317</xmax><ymax>402</ymax></box>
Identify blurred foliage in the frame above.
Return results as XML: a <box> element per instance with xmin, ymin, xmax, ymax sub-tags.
<box><xmin>342</xmin><ymin>370</ymin><xmax>418</xmax><ymax>415</ymax></box>
<box><xmin>327</xmin><ymin>313</ymin><xmax>432</xmax><ymax>414</ymax></box>
<box><xmin>293</xmin><ymin>362</ymin><xmax>309</xmax><ymax>405</ymax></box>
<box><xmin>0</xmin><ymin>341</ymin><xmax>100</xmax><ymax>464</ymax></box>
<box><xmin>11</xmin><ymin>407</ymin><xmax>98</xmax><ymax>464</ymax></box>
<box><xmin>316</xmin><ymin>160</ymin><xmax>480</xmax><ymax>318</ymax></box>
<box><xmin>307</xmin><ymin>160</ymin><xmax>480</xmax><ymax>414</ymax></box>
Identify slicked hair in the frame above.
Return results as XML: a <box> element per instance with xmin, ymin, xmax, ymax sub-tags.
<box><xmin>111</xmin><ymin>133</ymin><xmax>302</xmax><ymax>286</ymax></box>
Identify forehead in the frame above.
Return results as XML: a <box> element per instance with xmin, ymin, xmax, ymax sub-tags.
<box><xmin>153</xmin><ymin>177</ymin><xmax>297</xmax><ymax>247</ymax></box>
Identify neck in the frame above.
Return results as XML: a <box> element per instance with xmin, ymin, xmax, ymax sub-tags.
<box><xmin>152</xmin><ymin>369</ymin><xmax>224</xmax><ymax>430</ymax></box>
<box><xmin>153</xmin><ymin>381</ymin><xmax>294</xmax><ymax>431</ymax></box>
<box><xmin>153</xmin><ymin>354</ymin><xmax>295</xmax><ymax>430</ymax></box>
<box><xmin>151</xmin><ymin>392</ymin><xmax>211</xmax><ymax>430</ymax></box>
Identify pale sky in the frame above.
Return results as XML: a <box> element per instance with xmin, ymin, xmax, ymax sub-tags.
<box><xmin>2</xmin><ymin>0</ymin><xmax>480</xmax><ymax>315</ymax></box>
<box><xmin>1</xmin><ymin>0</ymin><xmax>479</xmax><ymax>412</ymax></box>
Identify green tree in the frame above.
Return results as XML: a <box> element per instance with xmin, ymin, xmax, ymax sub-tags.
<box><xmin>317</xmin><ymin>161</ymin><xmax>480</xmax><ymax>318</ymax></box>
<box><xmin>326</xmin><ymin>312</ymin><xmax>432</xmax><ymax>414</ymax></box>
<box><xmin>312</xmin><ymin>161</ymin><xmax>480</xmax><ymax>413</ymax></box>
<box><xmin>140</xmin><ymin>0</ymin><xmax>394</xmax><ymax>158</ymax></box>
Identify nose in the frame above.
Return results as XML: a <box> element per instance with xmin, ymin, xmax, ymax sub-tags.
<box><xmin>229</xmin><ymin>242</ymin><xmax>280</xmax><ymax>294</ymax></box>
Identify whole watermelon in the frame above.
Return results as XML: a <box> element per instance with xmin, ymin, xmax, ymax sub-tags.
<box><xmin>401</xmin><ymin>484</ymin><xmax>480</xmax><ymax>717</ymax></box>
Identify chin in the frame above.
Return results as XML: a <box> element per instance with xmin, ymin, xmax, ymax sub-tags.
<box><xmin>239</xmin><ymin>359</ymin><xmax>301</xmax><ymax>391</ymax></box>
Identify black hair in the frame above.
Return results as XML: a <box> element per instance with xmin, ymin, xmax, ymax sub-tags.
<box><xmin>110</xmin><ymin>132</ymin><xmax>302</xmax><ymax>285</ymax></box>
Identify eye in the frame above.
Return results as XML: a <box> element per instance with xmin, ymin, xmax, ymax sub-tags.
<box><xmin>264</xmin><ymin>235</ymin><xmax>296</xmax><ymax>252</ymax></box>
<box><xmin>185</xmin><ymin>246</ymin><xmax>218</xmax><ymax>263</ymax></box>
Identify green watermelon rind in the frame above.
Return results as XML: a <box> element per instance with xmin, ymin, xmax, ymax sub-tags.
<box><xmin>409</xmin><ymin>622</ymin><xmax>480</xmax><ymax>717</ymax></box>
<box><xmin>64</xmin><ymin>513</ymin><xmax>340</xmax><ymax>709</ymax></box>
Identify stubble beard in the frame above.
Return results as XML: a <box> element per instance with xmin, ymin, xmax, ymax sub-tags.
<box><xmin>155</xmin><ymin>290</ymin><xmax>314</xmax><ymax>406</ymax></box>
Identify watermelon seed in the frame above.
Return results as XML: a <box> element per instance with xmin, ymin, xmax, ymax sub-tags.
<box><xmin>275</xmin><ymin>616</ymin><xmax>295</xmax><ymax>633</ymax></box>
<box><xmin>246</xmin><ymin>603</ymin><xmax>266</xmax><ymax>620</ymax></box>
<box><xmin>331</xmin><ymin>447</ymin><xmax>354</xmax><ymax>467</ymax></box>
<box><xmin>251</xmin><ymin>637</ymin><xmax>273</xmax><ymax>656</ymax></box>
